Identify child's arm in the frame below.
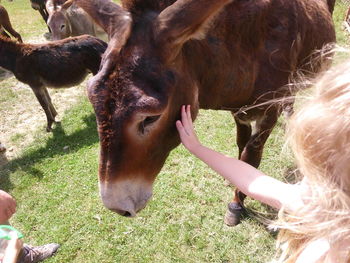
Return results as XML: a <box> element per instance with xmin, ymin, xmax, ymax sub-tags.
<box><xmin>176</xmin><ymin>105</ymin><xmax>303</xmax><ymax>211</ymax></box>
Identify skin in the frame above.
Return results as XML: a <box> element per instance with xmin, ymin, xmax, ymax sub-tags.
<box><xmin>0</xmin><ymin>190</ymin><xmax>16</xmax><ymax>224</ymax></box>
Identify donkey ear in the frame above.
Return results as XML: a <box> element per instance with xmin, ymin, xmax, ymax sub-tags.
<box><xmin>156</xmin><ymin>0</ymin><xmax>232</xmax><ymax>56</ymax></box>
<box><xmin>74</xmin><ymin>0</ymin><xmax>131</xmax><ymax>38</ymax></box>
<box><xmin>61</xmin><ymin>0</ymin><xmax>74</xmax><ymax>10</ymax></box>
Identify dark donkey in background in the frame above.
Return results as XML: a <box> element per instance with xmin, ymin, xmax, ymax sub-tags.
<box><xmin>0</xmin><ymin>35</ymin><xmax>107</xmax><ymax>131</ymax></box>
<box><xmin>0</xmin><ymin>4</ymin><xmax>22</xmax><ymax>42</ymax></box>
<box><xmin>74</xmin><ymin>0</ymin><xmax>335</xmax><ymax>224</ymax></box>
<box><xmin>30</xmin><ymin>0</ymin><xmax>49</xmax><ymax>25</ymax></box>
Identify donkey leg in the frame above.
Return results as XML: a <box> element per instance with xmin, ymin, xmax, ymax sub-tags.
<box><xmin>43</xmin><ymin>87</ymin><xmax>58</xmax><ymax>120</ymax></box>
<box><xmin>224</xmin><ymin>109</ymin><xmax>280</xmax><ymax>226</ymax></box>
<box><xmin>31</xmin><ymin>86</ymin><xmax>56</xmax><ymax>132</ymax></box>
<box><xmin>39</xmin><ymin>6</ymin><xmax>49</xmax><ymax>23</ymax></box>
<box><xmin>240</xmin><ymin>110</ymin><xmax>280</xmax><ymax>167</ymax></box>
<box><xmin>39</xmin><ymin>6</ymin><xmax>51</xmax><ymax>33</ymax></box>
<box><xmin>0</xmin><ymin>7</ymin><xmax>23</xmax><ymax>43</ymax></box>
<box><xmin>0</xmin><ymin>30</ymin><xmax>11</xmax><ymax>39</ymax></box>
<box><xmin>224</xmin><ymin>116</ymin><xmax>252</xmax><ymax>226</ymax></box>
<box><xmin>5</xmin><ymin>26</ymin><xmax>23</xmax><ymax>43</ymax></box>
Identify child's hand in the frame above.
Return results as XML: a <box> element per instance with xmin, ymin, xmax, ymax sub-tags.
<box><xmin>176</xmin><ymin>105</ymin><xmax>201</xmax><ymax>153</ymax></box>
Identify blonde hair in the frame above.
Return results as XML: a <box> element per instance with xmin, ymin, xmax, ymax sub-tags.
<box><xmin>274</xmin><ymin>59</ymin><xmax>350</xmax><ymax>263</ymax></box>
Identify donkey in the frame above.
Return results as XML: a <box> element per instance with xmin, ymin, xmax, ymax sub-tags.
<box><xmin>74</xmin><ymin>0</ymin><xmax>335</xmax><ymax>224</ymax></box>
<box><xmin>46</xmin><ymin>0</ymin><xmax>107</xmax><ymax>41</ymax></box>
<box><xmin>0</xmin><ymin>5</ymin><xmax>22</xmax><ymax>42</ymax></box>
<box><xmin>0</xmin><ymin>35</ymin><xmax>107</xmax><ymax>131</ymax></box>
<box><xmin>30</xmin><ymin>0</ymin><xmax>66</xmax><ymax>30</ymax></box>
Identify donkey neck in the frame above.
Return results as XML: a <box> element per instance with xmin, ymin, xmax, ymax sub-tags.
<box><xmin>0</xmin><ymin>37</ymin><xmax>22</xmax><ymax>72</ymax></box>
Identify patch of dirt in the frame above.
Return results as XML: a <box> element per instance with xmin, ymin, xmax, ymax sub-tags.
<box><xmin>0</xmin><ymin>80</ymin><xmax>87</xmax><ymax>165</ymax></box>
<box><xmin>0</xmin><ymin>36</ymin><xmax>89</xmax><ymax>165</ymax></box>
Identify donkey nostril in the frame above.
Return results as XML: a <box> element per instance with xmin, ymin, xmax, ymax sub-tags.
<box><xmin>110</xmin><ymin>208</ymin><xmax>135</xmax><ymax>217</ymax></box>
<box><xmin>123</xmin><ymin>211</ymin><xmax>132</xmax><ymax>217</ymax></box>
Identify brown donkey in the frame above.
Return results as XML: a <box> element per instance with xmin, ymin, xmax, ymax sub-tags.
<box><xmin>74</xmin><ymin>0</ymin><xmax>335</xmax><ymax>224</ymax></box>
<box><xmin>0</xmin><ymin>5</ymin><xmax>22</xmax><ymax>42</ymax></box>
<box><xmin>0</xmin><ymin>35</ymin><xmax>107</xmax><ymax>131</ymax></box>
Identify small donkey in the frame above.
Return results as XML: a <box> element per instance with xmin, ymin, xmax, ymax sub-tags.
<box><xmin>0</xmin><ymin>34</ymin><xmax>107</xmax><ymax>131</ymax></box>
<box><xmin>0</xmin><ymin>4</ymin><xmax>22</xmax><ymax>42</ymax></box>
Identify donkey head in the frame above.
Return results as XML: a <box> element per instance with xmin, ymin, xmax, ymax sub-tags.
<box><xmin>47</xmin><ymin>0</ymin><xmax>73</xmax><ymax>40</ymax></box>
<box><xmin>75</xmin><ymin>0</ymin><xmax>232</xmax><ymax>217</ymax></box>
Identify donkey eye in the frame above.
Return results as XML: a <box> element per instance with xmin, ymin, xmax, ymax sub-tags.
<box><xmin>139</xmin><ymin>115</ymin><xmax>161</xmax><ymax>134</ymax></box>
<box><xmin>60</xmin><ymin>25</ymin><xmax>65</xmax><ymax>30</ymax></box>
<box><xmin>144</xmin><ymin>115</ymin><xmax>161</xmax><ymax>126</ymax></box>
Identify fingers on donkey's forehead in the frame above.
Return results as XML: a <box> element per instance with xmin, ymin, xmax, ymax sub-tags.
<box><xmin>182</xmin><ymin>106</ymin><xmax>187</xmax><ymax>117</ymax></box>
<box><xmin>186</xmin><ymin>105</ymin><xmax>191</xmax><ymax>119</ymax></box>
<box><xmin>182</xmin><ymin>108</ymin><xmax>189</xmax><ymax>120</ymax></box>
<box><xmin>176</xmin><ymin>120</ymin><xmax>184</xmax><ymax>132</ymax></box>
<box><xmin>184</xmin><ymin>106</ymin><xmax>191</xmax><ymax>123</ymax></box>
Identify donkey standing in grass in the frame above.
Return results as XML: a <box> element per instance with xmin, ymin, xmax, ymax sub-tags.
<box><xmin>0</xmin><ymin>34</ymin><xmax>107</xmax><ymax>131</ymax></box>
<box><xmin>0</xmin><ymin>5</ymin><xmax>22</xmax><ymax>42</ymax></box>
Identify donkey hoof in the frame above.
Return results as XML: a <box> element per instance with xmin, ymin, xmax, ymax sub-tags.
<box><xmin>224</xmin><ymin>202</ymin><xmax>243</xmax><ymax>226</ymax></box>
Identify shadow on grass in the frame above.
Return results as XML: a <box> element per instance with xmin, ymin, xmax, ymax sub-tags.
<box><xmin>243</xmin><ymin>205</ymin><xmax>279</xmax><ymax>239</ymax></box>
<box><xmin>240</xmin><ymin>164</ymin><xmax>300</xmax><ymax>238</ymax></box>
<box><xmin>0</xmin><ymin>113</ymin><xmax>99</xmax><ymax>192</ymax></box>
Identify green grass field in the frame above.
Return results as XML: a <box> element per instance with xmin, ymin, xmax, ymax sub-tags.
<box><xmin>0</xmin><ymin>1</ymin><xmax>349</xmax><ymax>262</ymax></box>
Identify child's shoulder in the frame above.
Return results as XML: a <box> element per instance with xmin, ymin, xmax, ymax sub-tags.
<box><xmin>279</xmin><ymin>182</ymin><xmax>306</xmax><ymax>213</ymax></box>
<box><xmin>296</xmin><ymin>238</ymin><xmax>329</xmax><ymax>263</ymax></box>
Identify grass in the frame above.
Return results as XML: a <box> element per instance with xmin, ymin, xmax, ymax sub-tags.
<box><xmin>1</xmin><ymin>99</ymin><xmax>280</xmax><ymax>263</ymax></box>
<box><xmin>0</xmin><ymin>1</ymin><xmax>349</xmax><ymax>263</ymax></box>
